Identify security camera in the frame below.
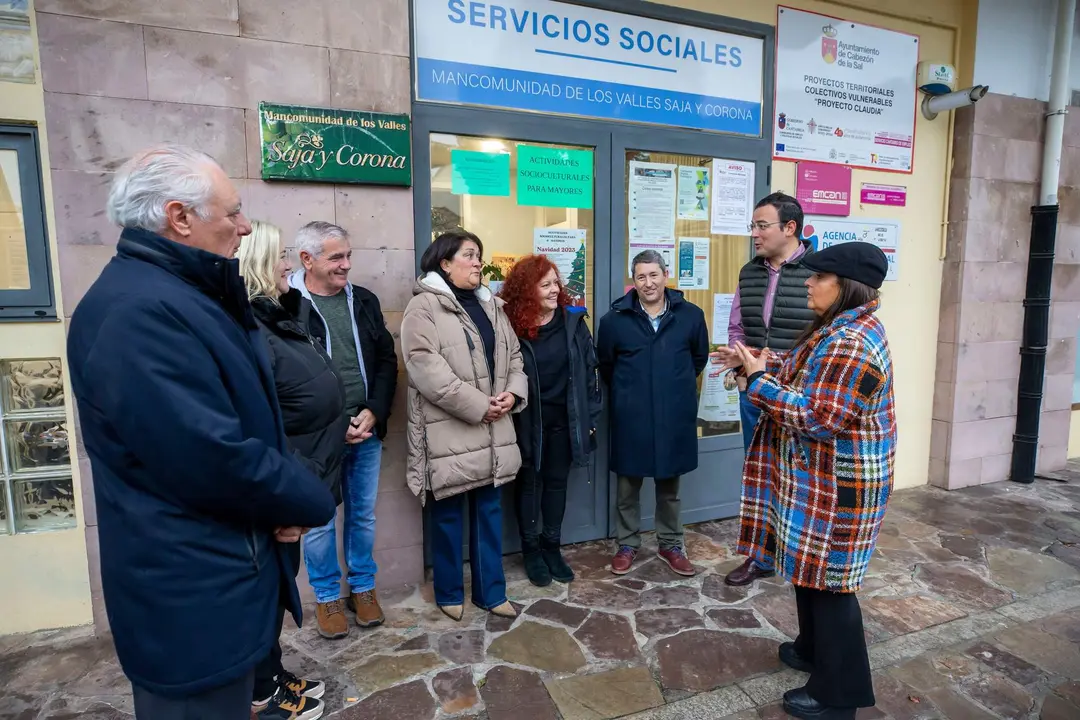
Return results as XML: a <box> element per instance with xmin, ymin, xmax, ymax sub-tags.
<box><xmin>921</xmin><ymin>85</ymin><xmax>990</xmax><ymax>120</ymax></box>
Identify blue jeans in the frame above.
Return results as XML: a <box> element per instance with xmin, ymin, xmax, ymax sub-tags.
<box><xmin>739</xmin><ymin>390</ymin><xmax>774</xmax><ymax>573</ymax></box>
<box><xmin>303</xmin><ymin>438</ymin><xmax>381</xmax><ymax>603</ymax></box>
<box><xmin>429</xmin><ymin>483</ymin><xmax>507</xmax><ymax>610</ymax></box>
<box><xmin>739</xmin><ymin>389</ymin><xmax>761</xmax><ymax>452</ymax></box>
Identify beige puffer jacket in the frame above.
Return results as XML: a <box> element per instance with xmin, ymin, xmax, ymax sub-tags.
<box><xmin>401</xmin><ymin>272</ymin><xmax>528</xmax><ymax>504</ymax></box>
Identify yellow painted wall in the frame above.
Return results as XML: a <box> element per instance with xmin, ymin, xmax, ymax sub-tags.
<box><xmin>1069</xmin><ymin>410</ymin><xmax>1080</xmax><ymax>458</ymax></box>
<box><xmin>0</xmin><ymin>5</ymin><xmax>93</xmax><ymax>635</ymax></box>
<box><xmin>654</xmin><ymin>0</ymin><xmax>963</xmax><ymax>490</ymax></box>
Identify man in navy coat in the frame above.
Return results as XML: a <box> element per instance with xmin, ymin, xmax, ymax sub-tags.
<box><xmin>67</xmin><ymin>144</ymin><xmax>336</xmax><ymax>720</ymax></box>
<box><xmin>597</xmin><ymin>250</ymin><xmax>709</xmax><ymax>578</ymax></box>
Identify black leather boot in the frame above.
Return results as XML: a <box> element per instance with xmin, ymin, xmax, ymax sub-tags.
<box><xmin>522</xmin><ymin>539</ymin><xmax>551</xmax><ymax>587</ymax></box>
<box><xmin>540</xmin><ymin>537</ymin><xmax>575</xmax><ymax>583</ymax></box>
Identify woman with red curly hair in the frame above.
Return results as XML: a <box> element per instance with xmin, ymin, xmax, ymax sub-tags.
<box><xmin>500</xmin><ymin>255</ymin><xmax>602</xmax><ymax>586</ymax></box>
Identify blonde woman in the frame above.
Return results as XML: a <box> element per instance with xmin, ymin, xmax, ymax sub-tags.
<box><xmin>237</xmin><ymin>221</ymin><xmax>347</xmax><ymax>720</ymax></box>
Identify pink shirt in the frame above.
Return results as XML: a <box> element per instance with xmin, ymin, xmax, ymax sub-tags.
<box><xmin>727</xmin><ymin>243</ymin><xmax>807</xmax><ymax>347</ymax></box>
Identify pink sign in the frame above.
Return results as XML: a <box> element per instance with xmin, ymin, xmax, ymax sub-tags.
<box><xmin>860</xmin><ymin>183</ymin><xmax>907</xmax><ymax>207</ymax></box>
<box><xmin>795</xmin><ymin>162</ymin><xmax>851</xmax><ymax>216</ymax></box>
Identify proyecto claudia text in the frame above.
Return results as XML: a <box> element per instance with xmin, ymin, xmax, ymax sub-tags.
<box><xmin>447</xmin><ymin>0</ymin><xmax>745</xmax><ymax>68</ymax></box>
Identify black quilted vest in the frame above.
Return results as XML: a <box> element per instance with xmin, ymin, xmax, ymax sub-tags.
<box><xmin>738</xmin><ymin>242</ymin><xmax>816</xmax><ymax>352</ymax></box>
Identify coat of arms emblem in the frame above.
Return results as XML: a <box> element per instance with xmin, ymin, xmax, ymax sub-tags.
<box><xmin>821</xmin><ymin>24</ymin><xmax>838</xmax><ymax>64</ymax></box>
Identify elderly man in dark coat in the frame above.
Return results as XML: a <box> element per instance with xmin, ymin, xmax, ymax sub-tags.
<box><xmin>596</xmin><ymin>250</ymin><xmax>709</xmax><ymax>578</ymax></box>
<box><xmin>66</xmin><ymin>144</ymin><xmax>336</xmax><ymax>720</ymax></box>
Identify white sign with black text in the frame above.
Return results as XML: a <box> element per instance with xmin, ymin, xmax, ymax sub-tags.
<box><xmin>773</xmin><ymin>6</ymin><xmax>918</xmax><ymax>172</ymax></box>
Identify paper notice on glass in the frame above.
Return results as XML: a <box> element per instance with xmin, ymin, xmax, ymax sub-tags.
<box><xmin>677</xmin><ymin>165</ymin><xmax>710</xmax><ymax>220</ymax></box>
<box><xmin>677</xmin><ymin>237</ymin><xmax>710</xmax><ymax>290</ymax></box>
<box><xmin>698</xmin><ymin>364</ymin><xmax>741</xmax><ymax>422</ymax></box>
<box><xmin>711</xmin><ymin>159</ymin><xmax>755</xmax><ymax>236</ymax></box>
<box><xmin>628</xmin><ymin>161</ymin><xmax>677</xmax><ymax>244</ymax></box>
<box><xmin>711</xmin><ymin>293</ymin><xmax>735</xmax><ymax>345</ymax></box>
<box><xmin>534</xmin><ymin>228</ymin><xmax>587</xmax><ymax>306</ymax></box>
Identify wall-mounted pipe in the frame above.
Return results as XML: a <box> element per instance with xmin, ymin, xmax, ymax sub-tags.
<box><xmin>1011</xmin><ymin>0</ymin><xmax>1075</xmax><ymax>483</ymax></box>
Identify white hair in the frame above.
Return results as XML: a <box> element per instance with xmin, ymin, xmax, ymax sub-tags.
<box><xmin>106</xmin><ymin>144</ymin><xmax>219</xmax><ymax>232</ymax></box>
<box><xmin>294</xmin><ymin>221</ymin><xmax>349</xmax><ymax>258</ymax></box>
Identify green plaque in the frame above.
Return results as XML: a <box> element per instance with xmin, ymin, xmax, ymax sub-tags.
<box><xmin>516</xmin><ymin>145</ymin><xmax>593</xmax><ymax>209</ymax></box>
<box><xmin>259</xmin><ymin>102</ymin><xmax>411</xmax><ymax>186</ymax></box>
<box><xmin>451</xmin><ymin>150</ymin><xmax>510</xmax><ymax>196</ymax></box>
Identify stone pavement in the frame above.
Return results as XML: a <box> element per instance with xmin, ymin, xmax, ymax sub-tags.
<box><xmin>7</xmin><ymin>468</ymin><xmax>1080</xmax><ymax>720</ymax></box>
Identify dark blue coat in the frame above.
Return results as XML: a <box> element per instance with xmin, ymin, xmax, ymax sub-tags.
<box><xmin>597</xmin><ymin>288</ymin><xmax>709</xmax><ymax>479</ymax></box>
<box><xmin>67</xmin><ymin>229</ymin><xmax>336</xmax><ymax>698</ymax></box>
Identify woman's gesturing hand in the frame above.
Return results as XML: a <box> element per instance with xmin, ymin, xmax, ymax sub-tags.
<box><xmin>734</xmin><ymin>342</ymin><xmax>769</xmax><ymax>377</ymax></box>
<box><xmin>708</xmin><ymin>346</ymin><xmax>742</xmax><ymax>370</ymax></box>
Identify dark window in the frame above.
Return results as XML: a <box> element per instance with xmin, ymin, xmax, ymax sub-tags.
<box><xmin>0</xmin><ymin>124</ymin><xmax>55</xmax><ymax>321</ymax></box>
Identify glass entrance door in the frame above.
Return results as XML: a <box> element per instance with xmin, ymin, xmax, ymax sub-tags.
<box><xmin>611</xmin><ymin>127</ymin><xmax>770</xmax><ymax>528</ymax></box>
<box><xmin>413</xmin><ymin>104</ymin><xmax>771</xmax><ymax>553</ymax></box>
<box><xmin>414</xmin><ymin>105</ymin><xmax>613</xmax><ymax>553</ymax></box>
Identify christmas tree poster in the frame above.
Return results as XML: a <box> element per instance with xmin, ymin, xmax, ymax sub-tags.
<box><xmin>533</xmin><ymin>228</ymin><xmax>587</xmax><ymax>308</ymax></box>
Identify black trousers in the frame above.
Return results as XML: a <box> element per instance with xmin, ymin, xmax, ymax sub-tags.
<box><xmin>133</xmin><ymin>670</ymin><xmax>254</xmax><ymax>720</ymax></box>
<box><xmin>253</xmin><ymin>541</ymin><xmax>302</xmax><ymax>702</ymax></box>
<box><xmin>515</xmin><ymin>424</ymin><xmax>572</xmax><ymax>549</ymax></box>
<box><xmin>793</xmin><ymin>585</ymin><xmax>875</xmax><ymax>708</ymax></box>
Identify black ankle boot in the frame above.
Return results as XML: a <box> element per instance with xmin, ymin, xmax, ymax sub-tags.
<box><xmin>540</xmin><ymin>537</ymin><xmax>575</xmax><ymax>583</ymax></box>
<box><xmin>522</xmin><ymin>542</ymin><xmax>551</xmax><ymax>587</ymax></box>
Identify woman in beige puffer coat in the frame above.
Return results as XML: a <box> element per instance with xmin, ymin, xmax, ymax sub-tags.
<box><xmin>401</xmin><ymin>230</ymin><xmax>527</xmax><ymax>621</ymax></box>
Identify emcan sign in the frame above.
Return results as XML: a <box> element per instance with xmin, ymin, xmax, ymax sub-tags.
<box><xmin>259</xmin><ymin>102</ymin><xmax>412</xmax><ymax>186</ymax></box>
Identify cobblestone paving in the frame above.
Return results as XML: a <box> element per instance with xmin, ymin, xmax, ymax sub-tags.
<box><xmin>7</xmin><ymin>466</ymin><xmax>1080</xmax><ymax>719</ymax></box>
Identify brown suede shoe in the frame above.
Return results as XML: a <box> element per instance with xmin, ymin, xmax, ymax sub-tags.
<box><xmin>315</xmin><ymin>599</ymin><xmax>349</xmax><ymax>639</ymax></box>
<box><xmin>348</xmin><ymin>590</ymin><xmax>385</xmax><ymax>628</ymax></box>
<box><xmin>724</xmin><ymin>557</ymin><xmax>776</xmax><ymax>586</ymax></box>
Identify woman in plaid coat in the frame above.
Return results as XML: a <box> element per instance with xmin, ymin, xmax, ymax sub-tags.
<box><xmin>726</xmin><ymin>241</ymin><xmax>896</xmax><ymax>720</ymax></box>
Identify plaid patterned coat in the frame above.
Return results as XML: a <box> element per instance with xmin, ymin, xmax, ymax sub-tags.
<box><xmin>737</xmin><ymin>300</ymin><xmax>896</xmax><ymax>593</ymax></box>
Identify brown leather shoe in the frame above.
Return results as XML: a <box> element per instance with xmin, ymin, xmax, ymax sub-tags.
<box><xmin>315</xmin><ymin>599</ymin><xmax>349</xmax><ymax>639</ymax></box>
<box><xmin>725</xmin><ymin>557</ymin><xmax>776</xmax><ymax>586</ymax></box>
<box><xmin>348</xmin><ymin>590</ymin><xmax>385</xmax><ymax>628</ymax></box>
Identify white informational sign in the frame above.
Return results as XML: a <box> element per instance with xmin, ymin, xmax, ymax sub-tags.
<box><xmin>677</xmin><ymin>165</ymin><xmax>711</xmax><ymax>220</ymax></box>
<box><xmin>699</xmin><ymin>292</ymin><xmax>739</xmax><ymax>422</ymax></box>
<box><xmin>629</xmin><ymin>161</ymin><xmax>677</xmax><ymax>244</ymax></box>
<box><xmin>802</xmin><ymin>216</ymin><xmax>900</xmax><ymax>281</ymax></box>
<box><xmin>533</xmin><ymin>227</ymin><xmax>587</xmax><ymax>304</ymax></box>
<box><xmin>698</xmin><ymin>363</ymin><xmax>740</xmax><ymax>422</ymax></box>
<box><xmin>710</xmin><ymin>159</ymin><xmax>755</xmax><ymax>236</ymax></box>
<box><xmin>413</xmin><ymin>0</ymin><xmax>764</xmax><ymax>135</ymax></box>
<box><xmin>712</xmin><ymin>293</ymin><xmax>735</xmax><ymax>344</ymax></box>
<box><xmin>677</xmin><ymin>237</ymin><xmax>710</xmax><ymax>290</ymax></box>
<box><xmin>773</xmin><ymin>7</ymin><xmax>918</xmax><ymax>172</ymax></box>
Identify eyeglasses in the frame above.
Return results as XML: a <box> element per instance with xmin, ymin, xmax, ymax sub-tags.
<box><xmin>747</xmin><ymin>221</ymin><xmax>785</xmax><ymax>233</ymax></box>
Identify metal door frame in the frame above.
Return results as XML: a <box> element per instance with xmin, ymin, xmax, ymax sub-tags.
<box><xmin>412</xmin><ymin>105</ymin><xmax>614</xmax><ymax>558</ymax></box>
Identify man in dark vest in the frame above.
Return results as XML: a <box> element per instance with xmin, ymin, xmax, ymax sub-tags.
<box><xmin>721</xmin><ymin>191</ymin><xmax>816</xmax><ymax>587</ymax></box>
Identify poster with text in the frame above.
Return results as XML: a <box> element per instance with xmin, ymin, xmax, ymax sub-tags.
<box><xmin>801</xmin><ymin>216</ymin><xmax>899</xmax><ymax>281</ymax></box>
<box><xmin>677</xmin><ymin>165</ymin><xmax>711</xmax><ymax>221</ymax></box>
<box><xmin>628</xmin><ymin>161</ymin><xmax>677</xmax><ymax>244</ymax></box>
<box><xmin>774</xmin><ymin>6</ymin><xmax>918</xmax><ymax>172</ymax></box>
<box><xmin>517</xmin><ymin>145</ymin><xmax>593</xmax><ymax>209</ymax></box>
<box><xmin>710</xmin><ymin>159</ymin><xmax>755</xmax><ymax>236</ymax></box>
<box><xmin>698</xmin><ymin>362</ymin><xmax>740</xmax><ymax>422</ymax></box>
<box><xmin>677</xmin><ymin>238</ymin><xmax>710</xmax><ymax>290</ymax></box>
<box><xmin>534</xmin><ymin>228</ymin><xmax>587</xmax><ymax>306</ymax></box>
<box><xmin>711</xmin><ymin>293</ymin><xmax>735</xmax><ymax>344</ymax></box>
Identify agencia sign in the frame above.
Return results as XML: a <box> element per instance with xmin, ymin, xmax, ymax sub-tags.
<box><xmin>773</xmin><ymin>6</ymin><xmax>918</xmax><ymax>172</ymax></box>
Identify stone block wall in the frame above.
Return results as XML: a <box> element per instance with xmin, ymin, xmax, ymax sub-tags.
<box><xmin>34</xmin><ymin>0</ymin><xmax>420</xmax><ymax>631</ymax></box>
<box><xmin>932</xmin><ymin>93</ymin><xmax>1080</xmax><ymax>489</ymax></box>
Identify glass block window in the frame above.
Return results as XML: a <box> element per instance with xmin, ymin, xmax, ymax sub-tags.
<box><xmin>0</xmin><ymin>359</ymin><xmax>75</xmax><ymax>535</ymax></box>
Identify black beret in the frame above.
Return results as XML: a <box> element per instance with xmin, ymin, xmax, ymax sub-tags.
<box><xmin>802</xmin><ymin>242</ymin><xmax>889</xmax><ymax>289</ymax></box>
